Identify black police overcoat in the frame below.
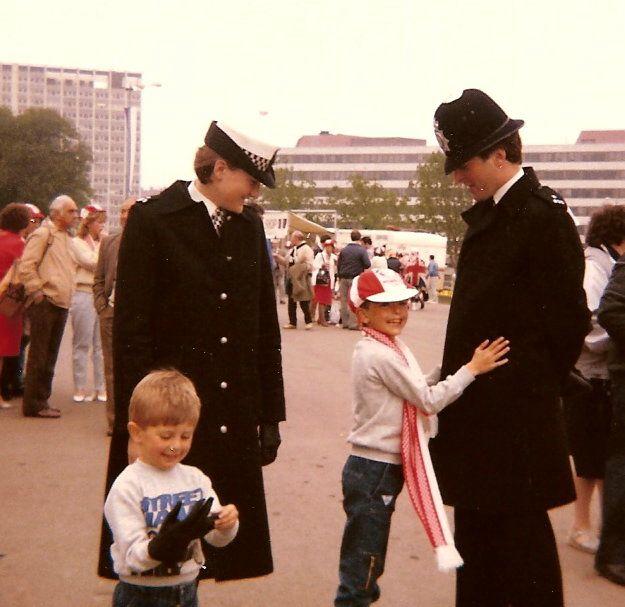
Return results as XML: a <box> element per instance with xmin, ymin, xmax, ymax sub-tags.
<box><xmin>430</xmin><ymin>168</ymin><xmax>589</xmax><ymax>513</ymax></box>
<box><xmin>98</xmin><ymin>180</ymin><xmax>286</xmax><ymax>581</ymax></box>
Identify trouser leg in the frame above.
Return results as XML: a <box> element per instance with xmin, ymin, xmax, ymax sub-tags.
<box><xmin>335</xmin><ymin>456</ymin><xmax>403</xmax><ymax>607</ymax></box>
<box><xmin>300</xmin><ymin>300</ymin><xmax>312</xmax><ymax>324</ymax></box>
<box><xmin>70</xmin><ymin>291</ymin><xmax>91</xmax><ymax>391</ymax></box>
<box><xmin>92</xmin><ymin>309</ymin><xmax>105</xmax><ymax>392</ymax></box>
<box><xmin>23</xmin><ymin>300</ymin><xmax>68</xmax><ymax>415</ymax></box>
<box><xmin>455</xmin><ymin>507</ymin><xmax>563</xmax><ymax>607</ymax></box>
<box><xmin>287</xmin><ymin>297</ymin><xmax>297</xmax><ymax>326</ymax></box>
<box><xmin>340</xmin><ymin>279</ymin><xmax>356</xmax><ymax>328</ymax></box>
<box><xmin>597</xmin><ymin>372</ymin><xmax>625</xmax><ymax>567</ymax></box>
<box><xmin>99</xmin><ymin>310</ymin><xmax>115</xmax><ymax>432</ymax></box>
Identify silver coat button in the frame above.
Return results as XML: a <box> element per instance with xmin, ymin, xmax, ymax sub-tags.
<box><xmin>220</xmin><ymin>425</ymin><xmax>227</xmax><ymax>434</ymax></box>
<box><xmin>220</xmin><ymin>337</ymin><xmax>228</xmax><ymax>344</ymax></box>
<box><xmin>220</xmin><ymin>381</ymin><xmax>228</xmax><ymax>389</ymax></box>
<box><xmin>220</xmin><ymin>293</ymin><xmax>227</xmax><ymax>300</ymax></box>
<box><xmin>226</xmin><ymin>256</ymin><xmax>233</xmax><ymax>261</ymax></box>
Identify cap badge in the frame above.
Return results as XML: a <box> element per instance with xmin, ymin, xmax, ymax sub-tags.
<box><xmin>434</xmin><ymin>120</ymin><xmax>450</xmax><ymax>153</ymax></box>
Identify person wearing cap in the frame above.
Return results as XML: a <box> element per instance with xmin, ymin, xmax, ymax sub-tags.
<box><xmin>0</xmin><ymin>203</ymin><xmax>31</xmax><ymax>409</ymax></box>
<box><xmin>334</xmin><ymin>268</ymin><xmax>509</xmax><ymax>606</ymax></box>
<box><xmin>311</xmin><ymin>238</ymin><xmax>337</xmax><ymax>326</ymax></box>
<box><xmin>99</xmin><ymin>121</ymin><xmax>286</xmax><ymax>584</ymax></box>
<box><xmin>24</xmin><ymin>203</ymin><xmax>44</xmax><ymax>237</ymax></box>
<box><xmin>0</xmin><ymin>202</ymin><xmax>45</xmax><ymax>401</ymax></box>
<box><xmin>429</xmin><ymin>89</ymin><xmax>590</xmax><ymax>606</ymax></box>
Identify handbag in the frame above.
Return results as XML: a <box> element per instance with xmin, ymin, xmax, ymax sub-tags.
<box><xmin>0</xmin><ymin>227</ymin><xmax>54</xmax><ymax>318</ymax></box>
<box><xmin>0</xmin><ymin>261</ymin><xmax>27</xmax><ymax>317</ymax></box>
<box><xmin>315</xmin><ymin>267</ymin><xmax>331</xmax><ymax>286</ymax></box>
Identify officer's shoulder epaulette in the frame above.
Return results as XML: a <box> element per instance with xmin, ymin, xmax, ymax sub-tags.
<box><xmin>135</xmin><ymin>195</ymin><xmax>154</xmax><ymax>205</ymax></box>
<box><xmin>533</xmin><ymin>186</ymin><xmax>567</xmax><ymax>210</ymax></box>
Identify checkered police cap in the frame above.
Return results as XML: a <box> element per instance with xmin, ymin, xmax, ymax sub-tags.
<box><xmin>205</xmin><ymin>121</ymin><xmax>279</xmax><ymax>188</ymax></box>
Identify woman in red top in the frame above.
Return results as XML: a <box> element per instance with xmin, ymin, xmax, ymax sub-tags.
<box><xmin>0</xmin><ymin>203</ymin><xmax>31</xmax><ymax>409</ymax></box>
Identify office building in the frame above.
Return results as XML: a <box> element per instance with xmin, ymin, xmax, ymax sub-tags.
<box><xmin>277</xmin><ymin>130</ymin><xmax>625</xmax><ymax>234</ymax></box>
<box><xmin>0</xmin><ymin>62</ymin><xmax>142</xmax><ymax>228</ymax></box>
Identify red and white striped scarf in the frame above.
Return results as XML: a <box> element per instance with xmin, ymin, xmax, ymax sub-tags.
<box><xmin>362</xmin><ymin>326</ymin><xmax>463</xmax><ymax>571</ymax></box>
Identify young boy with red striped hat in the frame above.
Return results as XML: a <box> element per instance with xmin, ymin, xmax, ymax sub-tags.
<box><xmin>334</xmin><ymin>268</ymin><xmax>509</xmax><ymax>606</ymax></box>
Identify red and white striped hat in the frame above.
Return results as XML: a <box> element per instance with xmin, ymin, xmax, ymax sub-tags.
<box><xmin>80</xmin><ymin>203</ymin><xmax>104</xmax><ymax>219</ymax></box>
<box><xmin>25</xmin><ymin>203</ymin><xmax>44</xmax><ymax>219</ymax></box>
<box><xmin>349</xmin><ymin>268</ymin><xmax>417</xmax><ymax>310</ymax></box>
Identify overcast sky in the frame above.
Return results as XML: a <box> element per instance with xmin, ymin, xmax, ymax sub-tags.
<box><xmin>2</xmin><ymin>0</ymin><xmax>624</xmax><ymax>187</ymax></box>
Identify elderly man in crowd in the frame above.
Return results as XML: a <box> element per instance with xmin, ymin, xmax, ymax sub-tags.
<box><xmin>283</xmin><ymin>230</ymin><xmax>314</xmax><ymax>330</ymax></box>
<box><xmin>337</xmin><ymin>229</ymin><xmax>370</xmax><ymax>330</ymax></box>
<box><xmin>93</xmin><ymin>196</ymin><xmax>136</xmax><ymax>436</ymax></box>
<box><xmin>19</xmin><ymin>195</ymin><xmax>79</xmax><ymax>419</ymax></box>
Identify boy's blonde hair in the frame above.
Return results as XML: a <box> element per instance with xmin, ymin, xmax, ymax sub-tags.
<box><xmin>129</xmin><ymin>369</ymin><xmax>201</xmax><ymax>428</ymax></box>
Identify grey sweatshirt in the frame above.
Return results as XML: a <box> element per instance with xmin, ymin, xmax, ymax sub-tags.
<box><xmin>348</xmin><ymin>336</ymin><xmax>475</xmax><ymax>464</ymax></box>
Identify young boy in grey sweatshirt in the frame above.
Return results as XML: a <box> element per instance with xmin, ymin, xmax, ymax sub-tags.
<box><xmin>335</xmin><ymin>268</ymin><xmax>509</xmax><ymax>606</ymax></box>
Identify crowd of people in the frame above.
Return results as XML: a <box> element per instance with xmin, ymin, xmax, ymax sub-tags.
<box><xmin>272</xmin><ymin>228</ymin><xmax>440</xmax><ymax>330</ymax></box>
<box><xmin>1</xmin><ymin>89</ymin><xmax>625</xmax><ymax>607</ymax></box>
<box><xmin>0</xmin><ymin>195</ymin><xmax>136</xmax><ymax>424</ymax></box>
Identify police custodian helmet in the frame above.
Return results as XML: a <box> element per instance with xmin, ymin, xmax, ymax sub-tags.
<box><xmin>434</xmin><ymin>89</ymin><xmax>524</xmax><ymax>175</ymax></box>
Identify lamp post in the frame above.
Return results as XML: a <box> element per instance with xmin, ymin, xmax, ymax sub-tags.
<box><xmin>123</xmin><ymin>81</ymin><xmax>161</xmax><ymax>197</ymax></box>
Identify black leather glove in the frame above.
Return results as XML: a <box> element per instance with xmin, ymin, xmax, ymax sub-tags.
<box><xmin>147</xmin><ymin>498</ymin><xmax>215</xmax><ymax>565</ymax></box>
<box><xmin>259</xmin><ymin>422</ymin><xmax>281</xmax><ymax>466</ymax></box>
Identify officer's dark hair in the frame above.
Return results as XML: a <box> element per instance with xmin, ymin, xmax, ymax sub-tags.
<box><xmin>362</xmin><ymin>236</ymin><xmax>372</xmax><ymax>246</ymax></box>
<box><xmin>586</xmin><ymin>205</ymin><xmax>625</xmax><ymax>248</ymax></box>
<box><xmin>478</xmin><ymin>131</ymin><xmax>523</xmax><ymax>165</ymax></box>
<box><xmin>350</xmin><ymin>230</ymin><xmax>362</xmax><ymax>241</ymax></box>
<box><xmin>0</xmin><ymin>203</ymin><xmax>31</xmax><ymax>233</ymax></box>
<box><xmin>194</xmin><ymin>145</ymin><xmax>241</xmax><ymax>184</ymax></box>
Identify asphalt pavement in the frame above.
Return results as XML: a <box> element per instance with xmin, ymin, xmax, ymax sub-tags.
<box><xmin>0</xmin><ymin>301</ymin><xmax>622</xmax><ymax>606</ymax></box>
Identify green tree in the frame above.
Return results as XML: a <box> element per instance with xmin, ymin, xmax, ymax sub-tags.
<box><xmin>0</xmin><ymin>107</ymin><xmax>92</xmax><ymax>211</ymax></box>
<box><xmin>330</xmin><ymin>175</ymin><xmax>406</xmax><ymax>229</ymax></box>
<box><xmin>259</xmin><ymin>167</ymin><xmax>318</xmax><ymax>211</ymax></box>
<box><xmin>412</xmin><ymin>152</ymin><xmax>472</xmax><ymax>265</ymax></box>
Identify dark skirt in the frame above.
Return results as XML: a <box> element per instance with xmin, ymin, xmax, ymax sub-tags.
<box><xmin>563</xmin><ymin>376</ymin><xmax>612</xmax><ymax>479</ymax></box>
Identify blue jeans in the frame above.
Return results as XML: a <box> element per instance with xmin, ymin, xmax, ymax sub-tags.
<box><xmin>597</xmin><ymin>371</ymin><xmax>625</xmax><ymax>567</ymax></box>
<box><xmin>112</xmin><ymin>581</ymin><xmax>198</xmax><ymax>607</ymax></box>
<box><xmin>335</xmin><ymin>455</ymin><xmax>404</xmax><ymax>606</ymax></box>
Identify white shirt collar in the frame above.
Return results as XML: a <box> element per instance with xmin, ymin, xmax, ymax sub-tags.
<box><xmin>188</xmin><ymin>180</ymin><xmax>218</xmax><ymax>216</ymax></box>
<box><xmin>493</xmin><ymin>167</ymin><xmax>524</xmax><ymax>205</ymax></box>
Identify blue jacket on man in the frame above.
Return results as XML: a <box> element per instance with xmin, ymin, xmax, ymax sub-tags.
<box><xmin>337</xmin><ymin>242</ymin><xmax>370</xmax><ymax>279</ymax></box>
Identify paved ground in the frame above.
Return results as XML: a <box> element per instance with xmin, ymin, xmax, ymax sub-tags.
<box><xmin>0</xmin><ymin>302</ymin><xmax>623</xmax><ymax>606</ymax></box>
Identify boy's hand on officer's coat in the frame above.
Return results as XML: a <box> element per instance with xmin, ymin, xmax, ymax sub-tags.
<box><xmin>259</xmin><ymin>422</ymin><xmax>281</xmax><ymax>466</ymax></box>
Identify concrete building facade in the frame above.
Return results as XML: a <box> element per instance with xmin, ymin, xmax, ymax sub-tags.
<box><xmin>277</xmin><ymin>131</ymin><xmax>625</xmax><ymax>234</ymax></box>
<box><xmin>0</xmin><ymin>62</ymin><xmax>142</xmax><ymax>228</ymax></box>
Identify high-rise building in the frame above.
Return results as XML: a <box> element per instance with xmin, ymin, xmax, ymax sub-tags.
<box><xmin>0</xmin><ymin>62</ymin><xmax>142</xmax><ymax>228</ymax></box>
<box><xmin>277</xmin><ymin>131</ymin><xmax>625</xmax><ymax>234</ymax></box>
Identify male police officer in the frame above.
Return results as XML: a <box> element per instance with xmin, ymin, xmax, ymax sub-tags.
<box><xmin>429</xmin><ymin>90</ymin><xmax>589</xmax><ymax>606</ymax></box>
<box><xmin>99</xmin><ymin>122</ymin><xmax>285</xmax><ymax>582</ymax></box>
